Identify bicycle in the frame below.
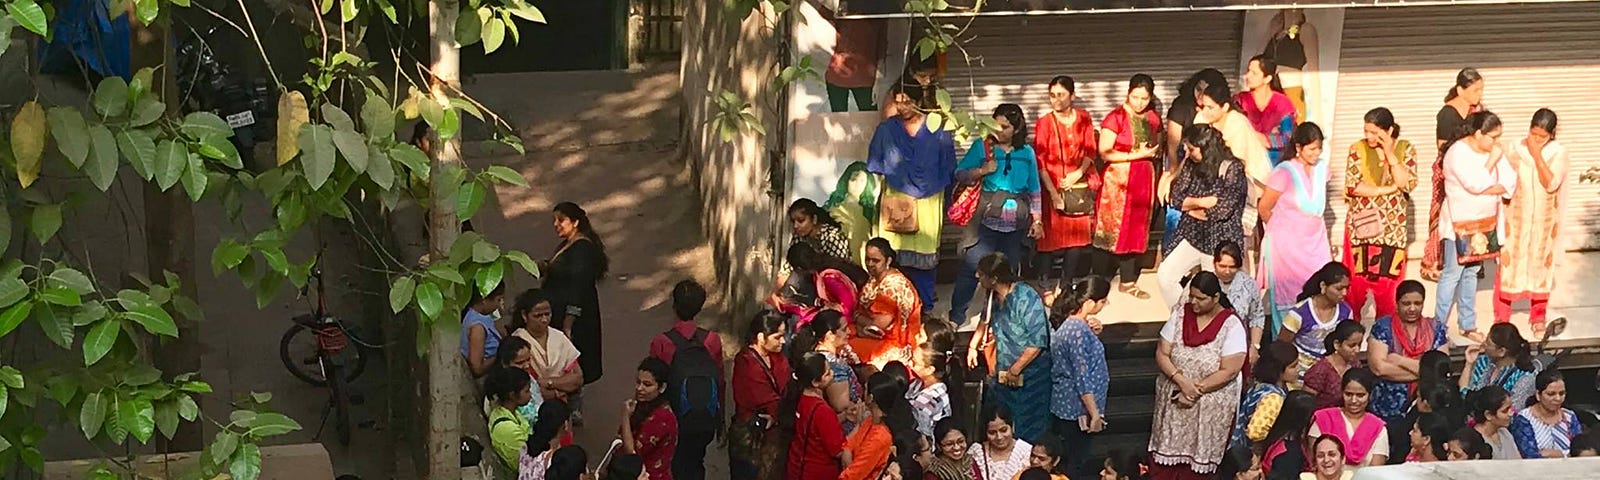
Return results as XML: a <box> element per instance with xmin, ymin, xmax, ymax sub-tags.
<box><xmin>279</xmin><ymin>262</ymin><xmax>379</xmax><ymax>446</ymax></box>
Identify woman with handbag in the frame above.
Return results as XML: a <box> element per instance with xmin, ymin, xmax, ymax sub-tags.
<box><xmin>1341</xmin><ymin>108</ymin><xmax>1416</xmax><ymax>322</ymax></box>
<box><xmin>1032</xmin><ymin>76</ymin><xmax>1100</xmax><ymax>291</ymax></box>
<box><xmin>731</xmin><ymin>311</ymin><xmax>790</xmax><ymax>479</ymax></box>
<box><xmin>867</xmin><ymin>80</ymin><xmax>957</xmax><ymax>314</ymax></box>
<box><xmin>1437</xmin><ymin>111</ymin><xmax>1515</xmax><ymax>338</ymax></box>
<box><xmin>1093</xmin><ymin>74</ymin><xmax>1162</xmax><ymax>300</ymax></box>
<box><xmin>949</xmin><ymin>104</ymin><xmax>1043</xmax><ymax>323</ymax></box>
<box><xmin>965</xmin><ymin>253</ymin><xmax>1052</xmax><ymax>442</ymax></box>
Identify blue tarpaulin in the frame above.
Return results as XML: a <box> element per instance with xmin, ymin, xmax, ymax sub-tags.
<box><xmin>37</xmin><ymin>0</ymin><xmax>131</xmax><ymax>80</ymax></box>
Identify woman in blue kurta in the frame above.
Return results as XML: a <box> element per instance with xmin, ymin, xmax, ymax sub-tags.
<box><xmin>949</xmin><ymin>103</ymin><xmax>1042</xmax><ymax>323</ymax></box>
<box><xmin>867</xmin><ymin>79</ymin><xmax>956</xmax><ymax>315</ymax></box>
<box><xmin>966</xmin><ymin>253</ymin><xmax>1051</xmax><ymax>443</ymax></box>
<box><xmin>1049</xmin><ymin>276</ymin><xmax>1110</xmax><ymax>478</ymax></box>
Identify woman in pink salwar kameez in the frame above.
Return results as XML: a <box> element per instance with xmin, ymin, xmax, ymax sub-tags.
<box><xmin>1259</xmin><ymin>123</ymin><xmax>1334</xmax><ymax>332</ymax></box>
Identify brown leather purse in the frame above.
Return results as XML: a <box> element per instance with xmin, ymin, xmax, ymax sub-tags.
<box><xmin>881</xmin><ymin>191</ymin><xmax>919</xmax><ymax>234</ymax></box>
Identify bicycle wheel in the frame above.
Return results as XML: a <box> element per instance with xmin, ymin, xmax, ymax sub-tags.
<box><xmin>326</xmin><ymin>360</ymin><xmax>353</xmax><ymax>446</ymax></box>
<box><xmin>280</xmin><ymin>323</ymin><xmax>368</xmax><ymax>386</ymax></box>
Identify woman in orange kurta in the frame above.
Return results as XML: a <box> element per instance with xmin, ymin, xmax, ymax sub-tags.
<box><xmin>853</xmin><ymin>238</ymin><xmax>924</xmax><ymax>369</ymax></box>
<box><xmin>1033</xmin><ymin>76</ymin><xmax>1100</xmax><ymax>288</ymax></box>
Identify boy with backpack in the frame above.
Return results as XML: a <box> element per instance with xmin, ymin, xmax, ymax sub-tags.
<box><xmin>647</xmin><ymin>280</ymin><xmax>725</xmax><ymax>480</ymax></box>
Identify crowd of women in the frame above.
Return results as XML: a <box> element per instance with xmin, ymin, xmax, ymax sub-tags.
<box><xmin>451</xmin><ymin>53</ymin><xmax>1583</xmax><ymax>480</ymax></box>
<box><xmin>751</xmin><ymin>57</ymin><xmax>1586</xmax><ymax>480</ymax></box>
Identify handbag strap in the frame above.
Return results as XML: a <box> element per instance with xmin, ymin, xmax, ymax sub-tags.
<box><xmin>750</xmin><ymin>348</ymin><xmax>781</xmax><ymax>394</ymax></box>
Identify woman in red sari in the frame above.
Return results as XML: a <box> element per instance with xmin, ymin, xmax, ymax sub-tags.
<box><xmin>1033</xmin><ymin>75</ymin><xmax>1099</xmax><ymax>290</ymax></box>
<box><xmin>1094</xmin><ymin>74</ymin><xmax>1161</xmax><ymax>299</ymax></box>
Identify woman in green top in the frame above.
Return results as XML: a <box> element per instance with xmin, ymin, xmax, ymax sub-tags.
<box><xmin>486</xmin><ymin>365</ymin><xmax>535</xmax><ymax>476</ymax></box>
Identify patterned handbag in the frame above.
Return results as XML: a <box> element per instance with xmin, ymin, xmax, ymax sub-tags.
<box><xmin>1452</xmin><ymin>215</ymin><xmax>1502</xmax><ymax>264</ymax></box>
<box><xmin>1349</xmin><ymin>207</ymin><xmax>1384</xmax><ymax>241</ymax></box>
<box><xmin>947</xmin><ymin>139</ymin><xmax>993</xmax><ymax>226</ymax></box>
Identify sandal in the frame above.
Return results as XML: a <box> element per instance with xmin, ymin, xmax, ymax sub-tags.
<box><xmin>1531</xmin><ymin>322</ymin><xmax>1548</xmax><ymax>339</ymax></box>
<box><xmin>1462</xmin><ymin>329</ymin><xmax>1487</xmax><ymax>344</ymax></box>
<box><xmin>1119</xmin><ymin>283</ymin><xmax>1151</xmax><ymax>300</ymax></box>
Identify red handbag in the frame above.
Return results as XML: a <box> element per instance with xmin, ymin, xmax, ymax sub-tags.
<box><xmin>947</xmin><ymin>139</ymin><xmax>993</xmax><ymax>226</ymax></box>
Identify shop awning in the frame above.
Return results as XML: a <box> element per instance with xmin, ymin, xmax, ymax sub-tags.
<box><xmin>837</xmin><ymin>0</ymin><xmax>1589</xmax><ymax>19</ymax></box>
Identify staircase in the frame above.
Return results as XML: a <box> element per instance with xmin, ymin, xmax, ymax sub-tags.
<box><xmin>1093</xmin><ymin>321</ymin><xmax>1165</xmax><ymax>463</ymax></box>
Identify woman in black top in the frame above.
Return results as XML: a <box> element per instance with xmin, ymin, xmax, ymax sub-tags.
<box><xmin>1421</xmin><ymin>68</ymin><xmax>1484</xmax><ymax>286</ymax></box>
<box><xmin>1162</xmin><ymin>69</ymin><xmax>1230</xmax><ymax>254</ymax></box>
<box><xmin>1155</xmin><ymin>125</ymin><xmax>1249</xmax><ymax>308</ymax></box>
<box><xmin>546</xmin><ymin>202</ymin><xmax>610</xmax><ymax>386</ymax></box>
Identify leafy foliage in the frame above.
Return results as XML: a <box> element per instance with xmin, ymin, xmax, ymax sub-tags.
<box><xmin>0</xmin><ymin>0</ymin><xmax>550</xmax><ymax>477</ymax></box>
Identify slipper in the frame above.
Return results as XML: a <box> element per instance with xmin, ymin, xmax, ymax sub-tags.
<box><xmin>1119</xmin><ymin>283</ymin><xmax>1151</xmax><ymax>300</ymax></box>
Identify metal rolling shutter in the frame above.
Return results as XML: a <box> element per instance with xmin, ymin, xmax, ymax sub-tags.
<box><xmin>946</xmin><ymin>11</ymin><xmax>1243</xmax><ymax>130</ymax></box>
<box><xmin>937</xmin><ymin>11</ymin><xmax>1243</xmax><ymax>258</ymax></box>
<box><xmin>1329</xmin><ymin>3</ymin><xmax>1600</xmax><ymax>253</ymax></box>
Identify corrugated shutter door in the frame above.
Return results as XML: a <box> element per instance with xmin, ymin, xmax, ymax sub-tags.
<box><xmin>947</xmin><ymin>12</ymin><xmax>1243</xmax><ymax>130</ymax></box>
<box><xmin>1330</xmin><ymin>3</ymin><xmax>1600</xmax><ymax>253</ymax></box>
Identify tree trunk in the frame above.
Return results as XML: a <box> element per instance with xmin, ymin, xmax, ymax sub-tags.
<box><xmin>132</xmin><ymin>16</ymin><xmax>205</xmax><ymax>452</ymax></box>
<box><xmin>426</xmin><ymin>1</ymin><xmax>465</xmax><ymax>477</ymax></box>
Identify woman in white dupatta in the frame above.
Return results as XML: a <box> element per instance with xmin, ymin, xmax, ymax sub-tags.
<box><xmin>510</xmin><ymin>289</ymin><xmax>585</xmax><ymax>404</ymax></box>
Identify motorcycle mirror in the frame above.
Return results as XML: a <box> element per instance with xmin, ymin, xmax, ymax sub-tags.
<box><xmin>1545</xmin><ymin>317</ymin><xmax>1568</xmax><ymax>341</ymax></box>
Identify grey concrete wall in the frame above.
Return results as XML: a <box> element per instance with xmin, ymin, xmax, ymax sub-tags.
<box><xmin>680</xmin><ymin>0</ymin><xmax>785</xmax><ymax>324</ymax></box>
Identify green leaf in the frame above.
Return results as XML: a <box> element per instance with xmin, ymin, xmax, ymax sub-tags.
<box><xmin>389</xmin><ymin>143</ymin><xmax>430</xmax><ymax>178</ymax></box>
<box><xmin>229</xmin><ymin>409</ymin><xmax>257</xmax><ymax>426</ymax></box>
<box><xmin>0</xmin><ymin>302</ymin><xmax>30</xmax><ymax>338</ymax></box>
<box><xmin>455</xmin><ymin>180</ymin><xmax>486</xmax><ymax>219</ymax></box>
<box><xmin>92</xmin><ymin>76</ymin><xmax>130</xmax><ymax>119</ymax></box>
<box><xmin>182</xmin><ymin>153</ymin><xmax>208</xmax><ymax>201</ymax></box>
<box><xmin>319</xmin><ymin>0</ymin><xmax>335</xmax><ymax>14</ymax></box>
<box><xmin>119</xmin><ymin>397</ymin><xmax>156</xmax><ymax>443</ymax></box>
<box><xmin>83</xmin><ymin>319</ymin><xmax>119</xmax><ymax>365</ymax></box>
<box><xmin>177</xmin><ymin>395</ymin><xmax>199</xmax><ymax>421</ymax></box>
<box><xmin>333</xmin><ymin>130</ymin><xmax>369</xmax><ymax>173</ymax></box>
<box><xmin>72</xmin><ymin>301</ymin><xmax>107</xmax><ymax>326</ymax></box>
<box><xmin>32</xmin><ymin>303</ymin><xmax>68</xmax><ymax>348</ymax></box>
<box><xmin>154</xmin><ymin>140</ymin><xmax>187</xmax><ymax>191</ymax></box>
<box><xmin>179</xmin><ymin>381</ymin><xmax>212</xmax><ymax>394</ymax></box>
<box><xmin>125</xmin><ymin>304</ymin><xmax>178</xmax><ymax>337</ymax></box>
<box><xmin>48</xmin><ymin>268</ymin><xmax>95</xmax><ymax>295</ymax></box>
<box><xmin>155</xmin><ymin>400</ymin><xmax>179</xmax><ymax>439</ymax></box>
<box><xmin>247</xmin><ymin>412</ymin><xmax>302</xmax><ymax>437</ymax></box>
<box><xmin>415</xmin><ymin>282</ymin><xmax>443</xmax><ymax>319</ymax></box>
<box><xmin>507</xmin><ymin>1</ymin><xmax>546</xmax><ymax>23</ymax></box>
<box><xmin>419</xmin><ymin>97</ymin><xmax>444</xmax><ymax>128</ymax></box>
<box><xmin>437</xmin><ymin>108</ymin><xmax>461</xmax><ymax>140</ymax></box>
<box><xmin>366</xmin><ymin>147</ymin><xmax>395</xmax><ymax>189</ymax></box>
<box><xmin>260</xmin><ymin>248</ymin><xmax>290</xmax><ymax>275</ymax></box>
<box><xmin>373</xmin><ymin>0</ymin><xmax>398</xmax><ymax>22</ymax></box>
<box><xmin>39</xmin><ymin>287</ymin><xmax>82</xmax><ymax>307</ymax></box>
<box><xmin>181</xmin><ymin>112</ymin><xmax>233</xmax><ymax>139</ymax></box>
<box><xmin>298</xmin><ymin>124</ymin><xmax>337</xmax><ymax>190</ymax></box>
<box><xmin>475</xmin><ymin>261</ymin><xmax>504</xmax><ymax>296</ymax></box>
<box><xmin>197</xmin><ymin>135</ymin><xmax>243</xmax><ymax>170</ymax></box>
<box><xmin>0</xmin><ymin>204</ymin><xmax>9</xmax><ymax>257</ymax></box>
<box><xmin>128</xmin><ymin>98</ymin><xmax>165</xmax><ymax>127</ymax></box>
<box><xmin>80</xmin><ymin>392</ymin><xmax>107</xmax><ymax>438</ymax></box>
<box><xmin>0</xmin><ymin>435</ymin><xmax>9</xmax><ymax>453</ymax></box>
<box><xmin>389</xmin><ymin>276</ymin><xmax>416</xmax><ymax>313</ymax></box>
<box><xmin>0</xmin><ymin>278</ymin><xmax>27</xmax><ymax>308</ymax></box>
<box><xmin>251</xmin><ymin>391</ymin><xmax>273</xmax><ymax>404</ymax></box>
<box><xmin>30</xmin><ymin>203</ymin><xmax>62</xmax><ymax>245</ymax></box>
<box><xmin>230</xmin><ymin>443</ymin><xmax>262</xmax><ymax>480</ymax></box>
<box><xmin>85</xmin><ymin>125</ymin><xmax>119</xmax><ymax>191</ymax></box>
<box><xmin>0</xmin><ymin>366</ymin><xmax>21</xmax><ymax>389</ymax></box>
<box><xmin>117</xmin><ymin>129</ymin><xmax>158</xmax><ymax>180</ymax></box>
<box><xmin>483</xmin><ymin>18</ymin><xmax>507</xmax><ymax>53</ymax></box>
<box><xmin>320</xmin><ymin>104</ymin><xmax>355</xmax><ymax>133</ymax></box>
<box><xmin>47</xmin><ymin>108</ymin><xmax>91</xmax><ymax>167</ymax></box>
<box><xmin>427</xmin><ymin>264</ymin><xmax>467</xmax><ymax>285</ymax></box>
<box><xmin>481</xmin><ymin>166</ymin><xmax>528</xmax><ymax>187</ymax></box>
<box><xmin>46</xmin><ymin>377</ymin><xmax>75</xmax><ymax>406</ymax></box>
<box><xmin>503</xmin><ymin>250</ymin><xmax>540</xmax><ymax>277</ymax></box>
<box><xmin>455</xmin><ymin>8</ymin><xmax>483</xmax><ymax>46</ymax></box>
<box><xmin>134</xmin><ymin>0</ymin><xmax>159</xmax><ymax>24</ymax></box>
<box><xmin>12</xmin><ymin>101</ymin><xmax>44</xmax><ymax>188</ymax></box>
<box><xmin>6</xmin><ymin>0</ymin><xmax>47</xmax><ymax>37</ymax></box>
<box><xmin>20</xmin><ymin>446</ymin><xmax>41</xmax><ymax>472</ymax></box>
<box><xmin>0</xmin><ymin>386</ymin><xmax>8</xmax><ymax>420</ymax></box>
<box><xmin>212</xmin><ymin>240</ymin><xmax>250</xmax><ymax>274</ymax></box>
<box><xmin>472</xmin><ymin>240</ymin><xmax>501</xmax><ymax>263</ymax></box>
<box><xmin>340</xmin><ymin>0</ymin><xmax>360</xmax><ymax>23</ymax></box>
<box><xmin>361</xmin><ymin>91</ymin><xmax>396</xmax><ymax>142</ymax></box>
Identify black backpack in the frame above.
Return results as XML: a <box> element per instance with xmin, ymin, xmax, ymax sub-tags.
<box><xmin>666</xmin><ymin>328</ymin><xmax>722</xmax><ymax>434</ymax></box>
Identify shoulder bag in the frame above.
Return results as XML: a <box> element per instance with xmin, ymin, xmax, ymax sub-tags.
<box><xmin>1053</xmin><ymin>115</ymin><xmax>1096</xmax><ymax>217</ymax></box>
<box><xmin>947</xmin><ymin>139</ymin><xmax>992</xmax><ymax>226</ymax></box>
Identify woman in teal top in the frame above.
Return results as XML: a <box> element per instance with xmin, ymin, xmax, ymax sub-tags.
<box><xmin>968</xmin><ymin>252</ymin><xmax>1052</xmax><ymax>442</ymax></box>
<box><xmin>949</xmin><ymin>103</ymin><xmax>1043</xmax><ymax>323</ymax></box>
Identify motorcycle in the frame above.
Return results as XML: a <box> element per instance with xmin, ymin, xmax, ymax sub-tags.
<box><xmin>175</xmin><ymin>26</ymin><xmax>276</xmax><ymax>169</ymax></box>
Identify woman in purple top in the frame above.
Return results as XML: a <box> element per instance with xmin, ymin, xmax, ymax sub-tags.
<box><xmin>867</xmin><ymin>77</ymin><xmax>956</xmax><ymax>313</ymax></box>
